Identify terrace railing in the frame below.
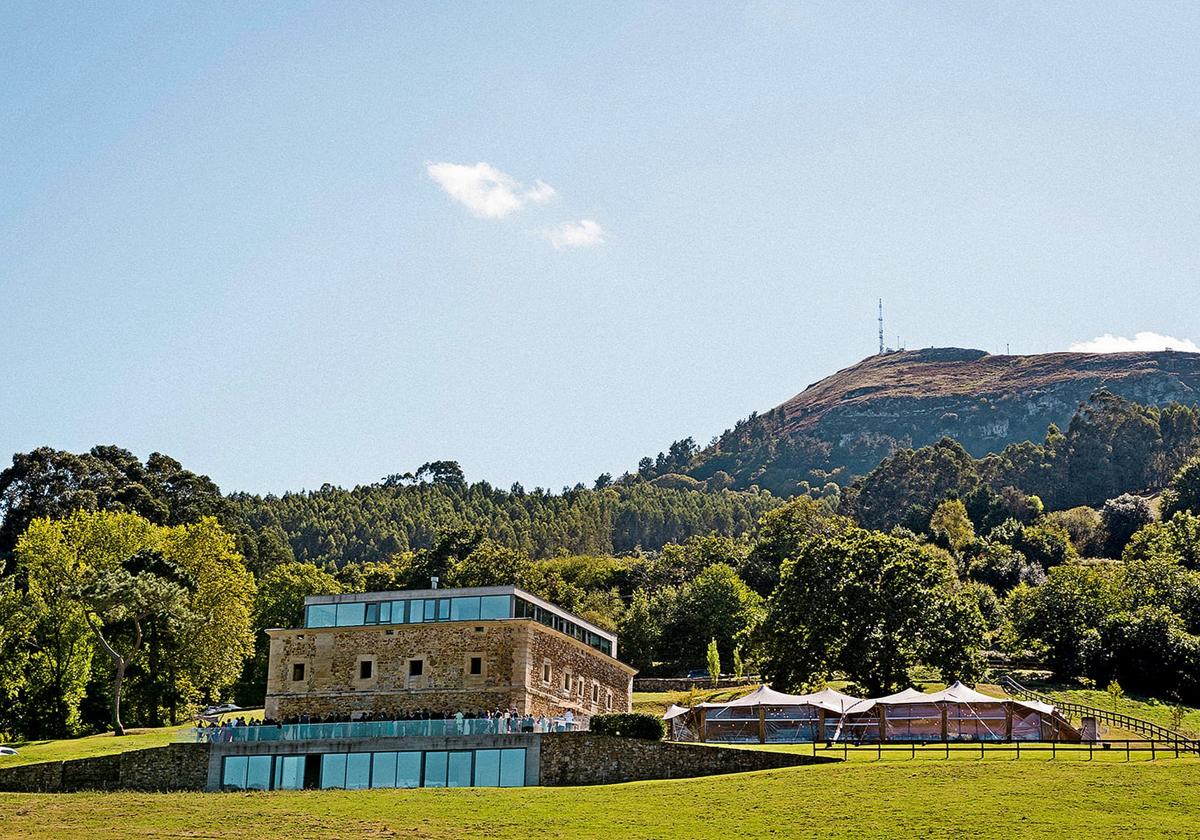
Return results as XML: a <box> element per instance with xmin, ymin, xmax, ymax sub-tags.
<box><xmin>181</xmin><ymin>716</ymin><xmax>585</xmax><ymax>744</ymax></box>
<box><xmin>999</xmin><ymin>675</ymin><xmax>1199</xmax><ymax>754</ymax></box>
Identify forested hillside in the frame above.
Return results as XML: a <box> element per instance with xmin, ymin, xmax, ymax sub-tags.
<box><xmin>232</xmin><ymin>468</ymin><xmax>780</xmax><ymax>566</ymax></box>
<box><xmin>644</xmin><ymin>347</ymin><xmax>1200</xmax><ymax>495</ymax></box>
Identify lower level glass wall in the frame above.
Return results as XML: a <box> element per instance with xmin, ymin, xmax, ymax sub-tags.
<box><xmin>222</xmin><ymin>748</ymin><xmax>527</xmax><ymax>791</ymax></box>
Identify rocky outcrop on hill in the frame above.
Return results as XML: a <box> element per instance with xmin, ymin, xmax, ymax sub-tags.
<box><xmin>685</xmin><ymin>348</ymin><xmax>1200</xmax><ymax>495</ymax></box>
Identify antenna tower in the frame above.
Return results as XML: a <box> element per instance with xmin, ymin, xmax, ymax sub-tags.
<box><xmin>878</xmin><ymin>299</ymin><xmax>885</xmax><ymax>354</ymax></box>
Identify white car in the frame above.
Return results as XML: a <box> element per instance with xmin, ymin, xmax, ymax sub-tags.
<box><xmin>0</xmin><ymin>747</ymin><xmax>17</xmax><ymax>756</ymax></box>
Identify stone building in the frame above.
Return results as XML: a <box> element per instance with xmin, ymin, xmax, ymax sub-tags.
<box><xmin>264</xmin><ymin>585</ymin><xmax>635</xmax><ymax>720</ymax></box>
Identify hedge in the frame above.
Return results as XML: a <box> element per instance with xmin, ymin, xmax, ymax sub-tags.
<box><xmin>589</xmin><ymin>713</ymin><xmax>664</xmax><ymax>740</ymax></box>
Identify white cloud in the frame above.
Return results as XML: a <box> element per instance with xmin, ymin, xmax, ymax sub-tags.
<box><xmin>426</xmin><ymin>161</ymin><xmax>556</xmax><ymax>219</ymax></box>
<box><xmin>539</xmin><ymin>219</ymin><xmax>605</xmax><ymax>249</ymax></box>
<box><xmin>1069</xmin><ymin>332</ymin><xmax>1200</xmax><ymax>354</ymax></box>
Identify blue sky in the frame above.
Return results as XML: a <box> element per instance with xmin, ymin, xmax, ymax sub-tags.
<box><xmin>3</xmin><ymin>2</ymin><xmax>1199</xmax><ymax>494</ymax></box>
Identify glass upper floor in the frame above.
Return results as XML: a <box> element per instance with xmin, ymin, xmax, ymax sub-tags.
<box><xmin>301</xmin><ymin>585</ymin><xmax>616</xmax><ymax>658</ymax></box>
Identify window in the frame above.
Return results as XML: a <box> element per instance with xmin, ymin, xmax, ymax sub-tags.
<box><xmin>274</xmin><ymin>755</ymin><xmax>305</xmax><ymax>790</ymax></box>
<box><xmin>408</xmin><ymin>659</ymin><xmax>424</xmax><ymax>677</ymax></box>
<box><xmin>407</xmin><ymin>599</ymin><xmax>423</xmax><ymax>623</ymax></box>
<box><xmin>577</xmin><ymin>680</ymin><xmax>584</xmax><ymax>699</ymax></box>
<box><xmin>364</xmin><ymin>601</ymin><xmax>390</xmax><ymax>625</ymax></box>
<box><xmin>291</xmin><ymin>663</ymin><xmax>305</xmax><ymax>682</ymax></box>
<box><xmin>480</xmin><ymin>594</ymin><xmax>511</xmax><ymax>619</ymax></box>
<box><xmin>359</xmin><ymin>660</ymin><xmax>373</xmax><ymax>680</ymax></box>
<box><xmin>469</xmin><ymin>656</ymin><xmax>482</xmax><ymax>676</ymax></box>
<box><xmin>606</xmin><ymin>690</ymin><xmax>613</xmax><ymax>711</ymax></box>
<box><xmin>542</xmin><ymin>662</ymin><xmax>552</xmax><ymax>683</ymax></box>
<box><xmin>592</xmin><ymin>683</ymin><xmax>599</xmax><ymax>703</ymax></box>
<box><xmin>335</xmin><ymin>602</ymin><xmax>366</xmax><ymax>627</ymax></box>
<box><xmin>451</xmin><ymin>597</ymin><xmax>481</xmax><ymax>621</ymax></box>
<box><xmin>320</xmin><ymin>753</ymin><xmax>348</xmax><ymax>789</ymax></box>
<box><xmin>306</xmin><ymin>603</ymin><xmax>336</xmax><ymax>628</ymax></box>
<box><xmin>563</xmin><ymin>673</ymin><xmax>571</xmax><ymax>692</ymax></box>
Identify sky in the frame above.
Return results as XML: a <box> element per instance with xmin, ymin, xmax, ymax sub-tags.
<box><xmin>3</xmin><ymin>2</ymin><xmax>1200</xmax><ymax>495</ymax></box>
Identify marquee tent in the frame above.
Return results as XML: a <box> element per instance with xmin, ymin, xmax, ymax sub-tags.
<box><xmin>667</xmin><ymin>682</ymin><xmax>1080</xmax><ymax>744</ymax></box>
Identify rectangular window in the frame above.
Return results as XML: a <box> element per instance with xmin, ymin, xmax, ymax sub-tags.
<box><xmin>578</xmin><ymin>680</ymin><xmax>584</xmax><ymax>698</ymax></box>
<box><xmin>437</xmin><ymin>598</ymin><xmax>451</xmax><ymax>620</ymax></box>
<box><xmin>371</xmin><ymin>752</ymin><xmax>398</xmax><ymax>788</ymax></box>
<box><xmin>479</xmin><ymin>594</ymin><xmax>510</xmax><ymax>619</ymax></box>
<box><xmin>542</xmin><ymin>662</ymin><xmax>552</xmax><ymax>683</ymax></box>
<box><xmin>406</xmin><ymin>599</ymin><xmax>422</xmax><ymax>623</ymax></box>
<box><xmin>245</xmin><ymin>755</ymin><xmax>271</xmax><ymax>791</ymax></box>
<box><xmin>592</xmin><ymin>683</ymin><xmax>599</xmax><ymax>703</ymax></box>
<box><xmin>345</xmin><ymin>753</ymin><xmax>371</xmax><ymax>790</ymax></box>
<box><xmin>359</xmin><ymin>660</ymin><xmax>373</xmax><ymax>680</ymax></box>
<box><xmin>320</xmin><ymin>753</ymin><xmax>348</xmax><ymax>789</ymax></box>
<box><xmin>474</xmin><ymin>749</ymin><xmax>501</xmax><ymax>787</ymax></box>
<box><xmin>423</xmin><ymin>751</ymin><xmax>448</xmax><ymax>787</ymax></box>
<box><xmin>291</xmin><ymin>663</ymin><xmax>305</xmax><ymax>682</ymax></box>
<box><xmin>306</xmin><ymin>603</ymin><xmax>336</xmax><ymax>628</ymax></box>
<box><xmin>274</xmin><ymin>755</ymin><xmax>305</xmax><ymax>790</ymax></box>
<box><xmin>335</xmin><ymin>602</ymin><xmax>366</xmax><ymax>627</ymax></box>
<box><xmin>396</xmin><ymin>751</ymin><xmax>422</xmax><ymax>788</ymax></box>
<box><xmin>499</xmin><ymin>749</ymin><xmax>526</xmax><ymax>787</ymax></box>
<box><xmin>409</xmin><ymin>659</ymin><xmax>424</xmax><ymax>677</ymax></box>
<box><xmin>365</xmin><ymin>602</ymin><xmax>380</xmax><ymax>624</ymax></box>
<box><xmin>606</xmin><ymin>690</ymin><xmax>613</xmax><ymax>711</ymax></box>
<box><xmin>447</xmin><ymin>751</ymin><xmax>472</xmax><ymax>788</ymax></box>
<box><xmin>469</xmin><ymin>656</ymin><xmax>482</xmax><ymax>676</ymax></box>
<box><xmin>563</xmin><ymin>673</ymin><xmax>571</xmax><ymax>691</ymax></box>
<box><xmin>221</xmin><ymin>756</ymin><xmax>248</xmax><ymax>790</ymax></box>
<box><xmin>451</xmin><ymin>596</ymin><xmax>481</xmax><ymax>621</ymax></box>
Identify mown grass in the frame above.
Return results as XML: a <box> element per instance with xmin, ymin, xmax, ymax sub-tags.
<box><xmin>1</xmin><ymin>754</ymin><xmax>1197</xmax><ymax>839</ymax></box>
<box><xmin>0</xmin><ymin>709</ymin><xmax>263</xmax><ymax>769</ymax></box>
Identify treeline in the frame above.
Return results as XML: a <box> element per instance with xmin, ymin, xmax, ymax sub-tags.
<box><xmin>232</xmin><ymin>467</ymin><xmax>780</xmax><ymax>567</ymax></box>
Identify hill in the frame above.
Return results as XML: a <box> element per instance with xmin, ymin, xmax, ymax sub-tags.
<box><xmin>679</xmin><ymin>348</ymin><xmax>1200</xmax><ymax>495</ymax></box>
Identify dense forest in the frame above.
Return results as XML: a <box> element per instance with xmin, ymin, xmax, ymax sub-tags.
<box><xmin>2</xmin><ymin>387</ymin><xmax>1200</xmax><ymax>742</ymax></box>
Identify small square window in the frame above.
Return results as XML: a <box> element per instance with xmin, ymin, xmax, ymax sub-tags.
<box><xmin>409</xmin><ymin>659</ymin><xmax>424</xmax><ymax>677</ymax></box>
<box><xmin>469</xmin><ymin>656</ymin><xmax>482</xmax><ymax>676</ymax></box>
<box><xmin>291</xmin><ymin>663</ymin><xmax>305</xmax><ymax>682</ymax></box>
<box><xmin>359</xmin><ymin>660</ymin><xmax>373</xmax><ymax>680</ymax></box>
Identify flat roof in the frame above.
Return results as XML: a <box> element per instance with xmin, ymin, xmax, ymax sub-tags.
<box><xmin>303</xmin><ymin>584</ymin><xmax>616</xmax><ymax>644</ymax></box>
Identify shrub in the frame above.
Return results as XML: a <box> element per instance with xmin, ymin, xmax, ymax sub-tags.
<box><xmin>590</xmin><ymin>713</ymin><xmax>664</xmax><ymax>740</ymax></box>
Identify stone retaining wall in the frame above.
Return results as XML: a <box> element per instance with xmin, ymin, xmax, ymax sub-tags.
<box><xmin>538</xmin><ymin>733</ymin><xmax>833</xmax><ymax>786</ymax></box>
<box><xmin>0</xmin><ymin>743</ymin><xmax>209</xmax><ymax>793</ymax></box>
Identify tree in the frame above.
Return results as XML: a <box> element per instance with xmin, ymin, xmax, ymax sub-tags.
<box><xmin>1043</xmin><ymin>507</ymin><xmax>1106</xmax><ymax>557</ymax></box>
<box><xmin>1162</xmin><ymin>456</ymin><xmax>1200</xmax><ymax>519</ymax></box>
<box><xmin>706</xmin><ymin>638</ymin><xmax>721</xmax><ymax>686</ymax></box>
<box><xmin>846</xmin><ymin>438</ymin><xmax>980</xmax><ymax>533</ymax></box>
<box><xmin>732</xmin><ymin>645</ymin><xmax>745</xmax><ymax>680</ymax></box>
<box><xmin>1123</xmin><ymin>512</ymin><xmax>1200</xmax><ymax>570</ymax></box>
<box><xmin>760</xmin><ymin>527</ymin><xmax>985</xmax><ymax>695</ymax></box>
<box><xmin>929</xmin><ymin>498</ymin><xmax>975</xmax><ymax>553</ymax></box>
<box><xmin>15</xmin><ymin>510</ymin><xmax>255</xmax><ymax>735</ymax></box>
<box><xmin>78</xmin><ymin>565</ymin><xmax>195</xmax><ymax>735</ymax></box>
<box><xmin>661</xmin><ymin>564</ymin><xmax>763</xmax><ymax>670</ymax></box>
<box><xmin>616</xmin><ymin>588</ymin><xmax>665</xmax><ymax>671</ymax></box>
<box><xmin>1101</xmin><ymin>494</ymin><xmax>1155</xmax><ymax>558</ymax></box>
<box><xmin>1107</xmin><ymin>679</ymin><xmax>1124</xmax><ymax>713</ymax></box>
<box><xmin>741</xmin><ymin>496</ymin><xmax>849</xmax><ymax>596</ymax></box>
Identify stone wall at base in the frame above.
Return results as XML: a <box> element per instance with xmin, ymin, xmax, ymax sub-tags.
<box><xmin>0</xmin><ymin>743</ymin><xmax>210</xmax><ymax>793</ymax></box>
<box><xmin>538</xmin><ymin>733</ymin><xmax>834</xmax><ymax>786</ymax></box>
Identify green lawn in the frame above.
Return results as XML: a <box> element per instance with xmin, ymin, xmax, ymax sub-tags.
<box><xmin>0</xmin><ymin>709</ymin><xmax>263</xmax><ymax>769</ymax></box>
<box><xmin>1</xmin><ymin>754</ymin><xmax>1197</xmax><ymax>839</ymax></box>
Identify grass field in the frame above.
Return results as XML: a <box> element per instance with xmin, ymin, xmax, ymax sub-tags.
<box><xmin>1</xmin><ymin>752</ymin><xmax>1197</xmax><ymax>839</ymax></box>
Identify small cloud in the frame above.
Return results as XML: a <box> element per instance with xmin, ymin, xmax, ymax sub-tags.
<box><xmin>426</xmin><ymin>161</ymin><xmax>556</xmax><ymax>219</ymax></box>
<box><xmin>540</xmin><ymin>219</ymin><xmax>605</xmax><ymax>249</ymax></box>
<box><xmin>1069</xmin><ymin>332</ymin><xmax>1200</xmax><ymax>354</ymax></box>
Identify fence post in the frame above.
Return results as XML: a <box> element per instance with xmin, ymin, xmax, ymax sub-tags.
<box><xmin>1126</xmin><ymin>740</ymin><xmax>1130</xmax><ymax>762</ymax></box>
<box><xmin>1089</xmin><ymin>741</ymin><xmax>1093</xmax><ymax>761</ymax></box>
<box><xmin>1151</xmin><ymin>741</ymin><xmax>1156</xmax><ymax>761</ymax></box>
<box><xmin>1051</xmin><ymin>741</ymin><xmax>1056</xmax><ymax>761</ymax></box>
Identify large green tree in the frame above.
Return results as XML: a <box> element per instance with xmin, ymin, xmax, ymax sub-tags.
<box><xmin>661</xmin><ymin>563</ymin><xmax>763</xmax><ymax>670</ymax></box>
<box><xmin>760</xmin><ymin>527</ymin><xmax>984</xmax><ymax>694</ymax></box>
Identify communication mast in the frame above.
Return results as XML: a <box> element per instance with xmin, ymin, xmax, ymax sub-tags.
<box><xmin>878</xmin><ymin>299</ymin><xmax>885</xmax><ymax>355</ymax></box>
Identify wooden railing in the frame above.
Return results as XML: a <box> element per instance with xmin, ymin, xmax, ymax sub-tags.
<box><xmin>1000</xmin><ymin>675</ymin><xmax>1200</xmax><ymax>754</ymax></box>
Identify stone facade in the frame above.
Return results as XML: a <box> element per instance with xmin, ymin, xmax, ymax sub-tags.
<box><xmin>265</xmin><ymin>619</ymin><xmax>635</xmax><ymax>720</ymax></box>
<box><xmin>0</xmin><ymin>743</ymin><xmax>209</xmax><ymax>793</ymax></box>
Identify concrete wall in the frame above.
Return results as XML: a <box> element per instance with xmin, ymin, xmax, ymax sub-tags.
<box><xmin>0</xmin><ymin>743</ymin><xmax>209</xmax><ymax>793</ymax></box>
<box><xmin>265</xmin><ymin>619</ymin><xmax>635</xmax><ymax>721</ymax></box>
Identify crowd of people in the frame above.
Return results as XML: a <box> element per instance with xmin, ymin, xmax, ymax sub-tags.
<box><xmin>192</xmin><ymin>707</ymin><xmax>582</xmax><ymax>742</ymax></box>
